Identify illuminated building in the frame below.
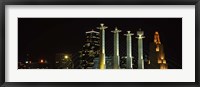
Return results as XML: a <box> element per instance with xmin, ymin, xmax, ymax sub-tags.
<box><xmin>111</xmin><ymin>27</ymin><xmax>121</xmax><ymax>69</ymax></box>
<box><xmin>136</xmin><ymin>29</ymin><xmax>145</xmax><ymax>69</ymax></box>
<box><xmin>124</xmin><ymin>31</ymin><xmax>134</xmax><ymax>69</ymax></box>
<box><xmin>148</xmin><ymin>31</ymin><xmax>168</xmax><ymax>69</ymax></box>
<box><xmin>79</xmin><ymin>29</ymin><xmax>100</xmax><ymax>69</ymax></box>
<box><xmin>97</xmin><ymin>23</ymin><xmax>108</xmax><ymax>69</ymax></box>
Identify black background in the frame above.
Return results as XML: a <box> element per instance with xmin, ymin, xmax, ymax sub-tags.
<box><xmin>18</xmin><ymin>18</ymin><xmax>182</xmax><ymax>69</ymax></box>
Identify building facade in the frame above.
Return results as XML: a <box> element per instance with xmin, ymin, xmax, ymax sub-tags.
<box><xmin>147</xmin><ymin>32</ymin><xmax>168</xmax><ymax>69</ymax></box>
<box><xmin>79</xmin><ymin>30</ymin><xmax>100</xmax><ymax>69</ymax></box>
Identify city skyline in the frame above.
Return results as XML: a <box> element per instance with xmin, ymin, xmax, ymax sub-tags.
<box><xmin>18</xmin><ymin>18</ymin><xmax>182</xmax><ymax>69</ymax></box>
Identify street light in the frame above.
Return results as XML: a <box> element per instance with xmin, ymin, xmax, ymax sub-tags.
<box><xmin>62</xmin><ymin>54</ymin><xmax>73</xmax><ymax>69</ymax></box>
<box><xmin>64</xmin><ymin>55</ymin><xmax>69</xmax><ymax>59</ymax></box>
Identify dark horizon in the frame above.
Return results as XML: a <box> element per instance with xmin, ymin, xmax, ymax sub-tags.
<box><xmin>18</xmin><ymin>18</ymin><xmax>182</xmax><ymax>69</ymax></box>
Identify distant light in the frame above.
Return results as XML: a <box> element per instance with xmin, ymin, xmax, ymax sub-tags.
<box><xmin>148</xmin><ymin>60</ymin><xmax>151</xmax><ymax>64</ymax></box>
<box><xmin>158</xmin><ymin>59</ymin><xmax>162</xmax><ymax>64</ymax></box>
<box><xmin>64</xmin><ymin>55</ymin><xmax>69</xmax><ymax>59</ymax></box>
<box><xmin>163</xmin><ymin>60</ymin><xmax>166</xmax><ymax>64</ymax></box>
<box><xmin>161</xmin><ymin>56</ymin><xmax>164</xmax><ymax>60</ymax></box>
<box><xmin>156</xmin><ymin>46</ymin><xmax>159</xmax><ymax>52</ymax></box>
<box><xmin>25</xmin><ymin>61</ymin><xmax>28</xmax><ymax>64</ymax></box>
<box><xmin>40</xmin><ymin>59</ymin><xmax>44</xmax><ymax>63</ymax></box>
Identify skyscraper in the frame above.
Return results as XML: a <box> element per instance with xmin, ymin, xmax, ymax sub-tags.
<box><xmin>79</xmin><ymin>30</ymin><xmax>100</xmax><ymax>69</ymax></box>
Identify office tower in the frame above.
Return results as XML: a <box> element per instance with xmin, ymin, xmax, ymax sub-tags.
<box><xmin>79</xmin><ymin>30</ymin><xmax>100</xmax><ymax>69</ymax></box>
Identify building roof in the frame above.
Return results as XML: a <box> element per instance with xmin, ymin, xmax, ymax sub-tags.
<box><xmin>86</xmin><ymin>29</ymin><xmax>99</xmax><ymax>34</ymax></box>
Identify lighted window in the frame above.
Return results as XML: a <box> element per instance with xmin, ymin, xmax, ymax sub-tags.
<box><xmin>158</xmin><ymin>59</ymin><xmax>162</xmax><ymax>64</ymax></box>
<box><xmin>161</xmin><ymin>56</ymin><xmax>164</xmax><ymax>60</ymax></box>
<box><xmin>156</xmin><ymin>47</ymin><xmax>159</xmax><ymax>52</ymax></box>
<box><xmin>163</xmin><ymin>60</ymin><xmax>166</xmax><ymax>64</ymax></box>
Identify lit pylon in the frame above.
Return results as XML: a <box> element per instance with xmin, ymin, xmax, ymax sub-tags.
<box><xmin>111</xmin><ymin>27</ymin><xmax>121</xmax><ymax>69</ymax></box>
<box><xmin>136</xmin><ymin>29</ymin><xmax>145</xmax><ymax>69</ymax></box>
<box><xmin>124</xmin><ymin>31</ymin><xmax>134</xmax><ymax>69</ymax></box>
<box><xmin>97</xmin><ymin>23</ymin><xmax>108</xmax><ymax>69</ymax></box>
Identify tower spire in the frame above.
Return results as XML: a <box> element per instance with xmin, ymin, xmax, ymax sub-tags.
<box><xmin>97</xmin><ymin>23</ymin><xmax>108</xmax><ymax>69</ymax></box>
<box><xmin>136</xmin><ymin>29</ymin><xmax>145</xmax><ymax>69</ymax></box>
<box><xmin>124</xmin><ymin>31</ymin><xmax>134</xmax><ymax>69</ymax></box>
<box><xmin>111</xmin><ymin>27</ymin><xmax>121</xmax><ymax>69</ymax></box>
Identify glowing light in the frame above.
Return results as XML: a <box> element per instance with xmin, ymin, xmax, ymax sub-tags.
<box><xmin>25</xmin><ymin>61</ymin><xmax>28</xmax><ymax>64</ymax></box>
<box><xmin>163</xmin><ymin>60</ymin><xmax>166</xmax><ymax>64</ymax></box>
<box><xmin>156</xmin><ymin>47</ymin><xmax>159</xmax><ymax>52</ymax></box>
<box><xmin>154</xmin><ymin>31</ymin><xmax>161</xmax><ymax>44</ymax></box>
<box><xmin>158</xmin><ymin>59</ymin><xmax>162</xmax><ymax>64</ymax></box>
<box><xmin>40</xmin><ymin>59</ymin><xmax>44</xmax><ymax>63</ymax></box>
<box><xmin>161</xmin><ymin>56</ymin><xmax>164</xmax><ymax>60</ymax></box>
<box><xmin>155</xmin><ymin>32</ymin><xmax>159</xmax><ymax>34</ymax></box>
<box><xmin>148</xmin><ymin>60</ymin><xmax>151</xmax><ymax>64</ymax></box>
<box><xmin>64</xmin><ymin>55</ymin><xmax>69</xmax><ymax>59</ymax></box>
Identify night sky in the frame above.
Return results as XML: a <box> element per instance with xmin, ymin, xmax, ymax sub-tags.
<box><xmin>18</xmin><ymin>18</ymin><xmax>182</xmax><ymax>69</ymax></box>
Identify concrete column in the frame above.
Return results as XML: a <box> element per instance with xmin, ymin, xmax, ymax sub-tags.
<box><xmin>124</xmin><ymin>31</ymin><xmax>134</xmax><ymax>69</ymax></box>
<box><xmin>136</xmin><ymin>29</ymin><xmax>145</xmax><ymax>69</ymax></box>
<box><xmin>111</xmin><ymin>27</ymin><xmax>121</xmax><ymax>69</ymax></box>
<box><xmin>97</xmin><ymin>23</ymin><xmax>108</xmax><ymax>69</ymax></box>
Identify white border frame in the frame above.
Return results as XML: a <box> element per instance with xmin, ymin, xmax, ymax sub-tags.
<box><xmin>5</xmin><ymin>5</ymin><xmax>195</xmax><ymax>82</ymax></box>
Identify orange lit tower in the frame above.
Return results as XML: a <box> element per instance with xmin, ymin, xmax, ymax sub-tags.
<box><xmin>148</xmin><ymin>31</ymin><xmax>168</xmax><ymax>69</ymax></box>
